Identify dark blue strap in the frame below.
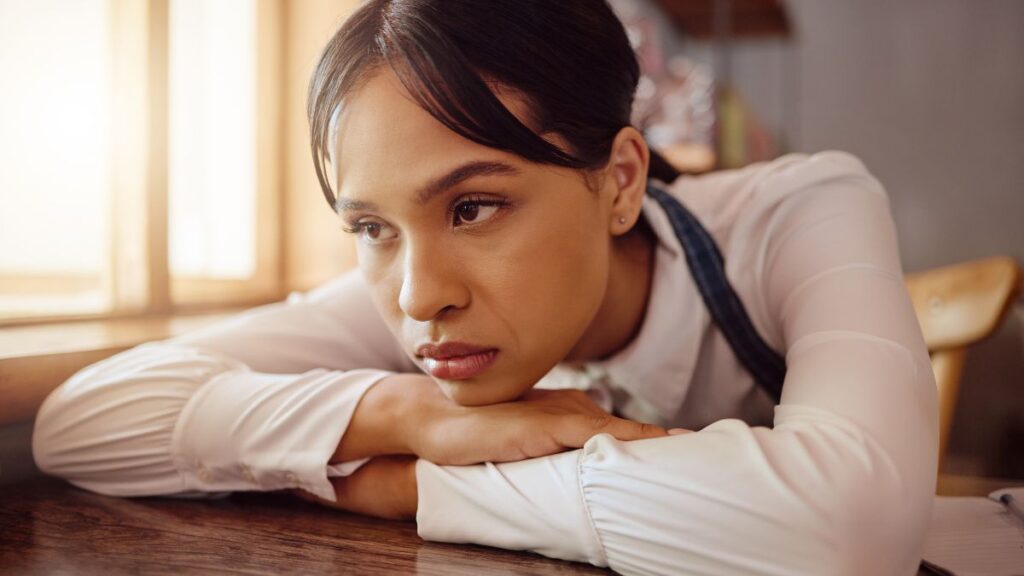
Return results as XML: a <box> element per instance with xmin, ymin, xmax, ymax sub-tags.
<box><xmin>646</xmin><ymin>183</ymin><xmax>787</xmax><ymax>404</ymax></box>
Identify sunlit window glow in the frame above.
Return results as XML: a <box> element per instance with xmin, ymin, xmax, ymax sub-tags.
<box><xmin>169</xmin><ymin>0</ymin><xmax>257</xmax><ymax>280</ymax></box>
<box><xmin>0</xmin><ymin>0</ymin><xmax>112</xmax><ymax>316</ymax></box>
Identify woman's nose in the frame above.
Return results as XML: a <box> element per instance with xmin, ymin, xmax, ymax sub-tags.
<box><xmin>397</xmin><ymin>241</ymin><xmax>470</xmax><ymax>321</ymax></box>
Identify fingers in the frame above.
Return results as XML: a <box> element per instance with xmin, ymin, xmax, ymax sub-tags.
<box><xmin>552</xmin><ymin>414</ymin><xmax>672</xmax><ymax>448</ymax></box>
<box><xmin>583</xmin><ymin>415</ymin><xmax>696</xmax><ymax>442</ymax></box>
<box><xmin>597</xmin><ymin>416</ymin><xmax>671</xmax><ymax>441</ymax></box>
<box><xmin>423</xmin><ymin>388</ymin><xmax>693</xmax><ymax>466</ymax></box>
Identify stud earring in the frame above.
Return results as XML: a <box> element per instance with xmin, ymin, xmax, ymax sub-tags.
<box><xmin>618</xmin><ymin>217</ymin><xmax>627</xmax><ymax>225</ymax></box>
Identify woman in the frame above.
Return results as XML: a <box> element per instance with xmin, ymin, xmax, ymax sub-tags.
<box><xmin>32</xmin><ymin>1</ymin><xmax>938</xmax><ymax>574</ymax></box>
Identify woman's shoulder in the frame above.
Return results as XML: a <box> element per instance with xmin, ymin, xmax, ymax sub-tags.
<box><xmin>664</xmin><ymin>150</ymin><xmax>887</xmax><ymax>235</ymax></box>
<box><xmin>655</xmin><ymin>150</ymin><xmax>896</xmax><ymax>350</ymax></box>
<box><xmin>749</xmin><ymin>150</ymin><xmax>886</xmax><ymax>203</ymax></box>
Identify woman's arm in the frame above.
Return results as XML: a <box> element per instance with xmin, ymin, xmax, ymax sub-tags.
<box><xmin>32</xmin><ymin>270</ymin><xmax>667</xmax><ymax>501</ymax></box>
<box><xmin>399</xmin><ymin>152</ymin><xmax>938</xmax><ymax>575</ymax></box>
<box><xmin>31</xmin><ymin>270</ymin><xmax>411</xmax><ymax>501</ymax></box>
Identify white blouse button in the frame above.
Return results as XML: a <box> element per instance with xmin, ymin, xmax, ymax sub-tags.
<box><xmin>240</xmin><ymin>465</ymin><xmax>256</xmax><ymax>484</ymax></box>
<box><xmin>197</xmin><ymin>466</ymin><xmax>212</xmax><ymax>483</ymax></box>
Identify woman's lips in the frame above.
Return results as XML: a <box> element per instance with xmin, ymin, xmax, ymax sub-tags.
<box><xmin>422</xmin><ymin>350</ymin><xmax>498</xmax><ymax>380</ymax></box>
<box><xmin>417</xmin><ymin>344</ymin><xmax>499</xmax><ymax>380</ymax></box>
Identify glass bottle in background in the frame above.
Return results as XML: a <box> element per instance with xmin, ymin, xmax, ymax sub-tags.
<box><xmin>637</xmin><ymin>56</ymin><xmax>717</xmax><ymax>174</ymax></box>
<box><xmin>611</xmin><ymin>0</ymin><xmax>717</xmax><ymax>175</ymax></box>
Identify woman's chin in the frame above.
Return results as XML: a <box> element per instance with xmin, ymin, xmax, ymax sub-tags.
<box><xmin>435</xmin><ymin>376</ymin><xmax>530</xmax><ymax>407</ymax></box>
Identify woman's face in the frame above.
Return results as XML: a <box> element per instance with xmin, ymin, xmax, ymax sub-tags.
<box><xmin>333</xmin><ymin>70</ymin><xmax>619</xmax><ymax>406</ymax></box>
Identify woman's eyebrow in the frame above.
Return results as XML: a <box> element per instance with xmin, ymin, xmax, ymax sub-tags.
<box><xmin>335</xmin><ymin>160</ymin><xmax>519</xmax><ymax>214</ymax></box>
<box><xmin>416</xmin><ymin>160</ymin><xmax>520</xmax><ymax>205</ymax></box>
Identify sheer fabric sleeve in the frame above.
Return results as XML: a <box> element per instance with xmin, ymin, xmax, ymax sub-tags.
<box><xmin>414</xmin><ymin>152</ymin><xmax>939</xmax><ymax>575</ymax></box>
<box><xmin>32</xmin><ymin>270</ymin><xmax>415</xmax><ymax>502</ymax></box>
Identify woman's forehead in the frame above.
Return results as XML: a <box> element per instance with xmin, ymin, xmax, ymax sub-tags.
<box><xmin>332</xmin><ymin>69</ymin><xmax>536</xmax><ymax>204</ymax></box>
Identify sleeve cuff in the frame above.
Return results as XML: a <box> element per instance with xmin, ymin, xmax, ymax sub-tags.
<box><xmin>172</xmin><ymin>367</ymin><xmax>393</xmax><ymax>502</ymax></box>
<box><xmin>415</xmin><ymin>450</ymin><xmax>606</xmax><ymax>565</ymax></box>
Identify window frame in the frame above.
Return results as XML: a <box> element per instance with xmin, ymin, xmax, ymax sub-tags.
<box><xmin>0</xmin><ymin>0</ymin><xmax>285</xmax><ymax>328</ymax></box>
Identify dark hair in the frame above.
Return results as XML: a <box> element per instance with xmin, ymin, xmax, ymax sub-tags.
<box><xmin>308</xmin><ymin>0</ymin><xmax>679</xmax><ymax>209</ymax></box>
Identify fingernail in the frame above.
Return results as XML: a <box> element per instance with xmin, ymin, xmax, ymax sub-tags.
<box><xmin>668</xmin><ymin>428</ymin><xmax>690</xmax><ymax>435</ymax></box>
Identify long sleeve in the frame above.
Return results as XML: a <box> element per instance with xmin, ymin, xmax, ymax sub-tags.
<box><xmin>32</xmin><ymin>270</ymin><xmax>415</xmax><ymax>501</ymax></box>
<box><xmin>414</xmin><ymin>152</ymin><xmax>939</xmax><ymax>575</ymax></box>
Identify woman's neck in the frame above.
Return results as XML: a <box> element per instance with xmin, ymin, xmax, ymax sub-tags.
<box><xmin>565</xmin><ymin>216</ymin><xmax>657</xmax><ymax>363</ymax></box>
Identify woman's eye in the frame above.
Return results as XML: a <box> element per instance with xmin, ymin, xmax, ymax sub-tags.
<box><xmin>344</xmin><ymin>221</ymin><xmax>397</xmax><ymax>244</ymax></box>
<box><xmin>452</xmin><ymin>200</ymin><xmax>503</xmax><ymax>227</ymax></box>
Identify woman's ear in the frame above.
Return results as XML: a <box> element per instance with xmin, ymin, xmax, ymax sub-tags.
<box><xmin>604</xmin><ymin>126</ymin><xmax>650</xmax><ymax>236</ymax></box>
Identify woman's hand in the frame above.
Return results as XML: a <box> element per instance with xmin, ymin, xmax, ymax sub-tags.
<box><xmin>405</xmin><ymin>377</ymin><xmax>682</xmax><ymax>466</ymax></box>
<box><xmin>334</xmin><ymin>373</ymin><xmax>688</xmax><ymax>467</ymax></box>
<box><xmin>308</xmin><ymin>375</ymin><xmax>691</xmax><ymax>521</ymax></box>
<box><xmin>292</xmin><ymin>456</ymin><xmax>417</xmax><ymax>520</ymax></box>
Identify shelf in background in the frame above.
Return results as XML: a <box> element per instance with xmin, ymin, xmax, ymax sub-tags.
<box><xmin>652</xmin><ymin>0</ymin><xmax>791</xmax><ymax>39</ymax></box>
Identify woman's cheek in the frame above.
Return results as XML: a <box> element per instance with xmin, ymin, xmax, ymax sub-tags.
<box><xmin>506</xmin><ymin>222</ymin><xmax>606</xmax><ymax>351</ymax></box>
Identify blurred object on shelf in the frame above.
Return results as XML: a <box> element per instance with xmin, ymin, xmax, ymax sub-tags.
<box><xmin>700</xmin><ymin>0</ymin><xmax>789</xmax><ymax>169</ymax></box>
<box><xmin>716</xmin><ymin>84</ymin><xmax>778</xmax><ymax>169</ymax></box>
<box><xmin>716</xmin><ymin>85</ymin><xmax>744</xmax><ymax>169</ymax></box>
<box><xmin>650</xmin><ymin>0</ymin><xmax>791</xmax><ymax>39</ymax></box>
<box><xmin>612</xmin><ymin>0</ymin><xmax>790</xmax><ymax>174</ymax></box>
<box><xmin>617</xmin><ymin>1</ymin><xmax>667</xmax><ymax>79</ymax></box>
<box><xmin>633</xmin><ymin>56</ymin><xmax>717</xmax><ymax>174</ymax></box>
<box><xmin>661</xmin><ymin>142</ymin><xmax>718</xmax><ymax>175</ymax></box>
<box><xmin>612</xmin><ymin>1</ymin><xmax>717</xmax><ymax>175</ymax></box>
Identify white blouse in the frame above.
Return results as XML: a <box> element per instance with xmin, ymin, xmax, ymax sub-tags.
<box><xmin>32</xmin><ymin>151</ymin><xmax>938</xmax><ymax>576</ymax></box>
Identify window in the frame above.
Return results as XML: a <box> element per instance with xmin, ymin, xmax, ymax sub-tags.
<box><xmin>170</xmin><ymin>0</ymin><xmax>257</xmax><ymax>281</ymax></box>
<box><xmin>0</xmin><ymin>0</ymin><xmax>283</xmax><ymax>325</ymax></box>
<box><xmin>0</xmin><ymin>0</ymin><xmax>114</xmax><ymax>320</ymax></box>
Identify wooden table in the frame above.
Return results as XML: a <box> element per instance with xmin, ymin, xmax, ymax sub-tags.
<box><xmin>3</xmin><ymin>475</ymin><xmax>1019</xmax><ymax>575</ymax></box>
<box><xmin>0</xmin><ymin>477</ymin><xmax>609</xmax><ymax>575</ymax></box>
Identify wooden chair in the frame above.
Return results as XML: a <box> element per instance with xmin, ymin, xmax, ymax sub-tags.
<box><xmin>904</xmin><ymin>256</ymin><xmax>1022</xmax><ymax>470</ymax></box>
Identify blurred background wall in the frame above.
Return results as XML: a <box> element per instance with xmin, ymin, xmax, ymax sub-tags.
<box><xmin>675</xmin><ymin>0</ymin><xmax>1024</xmax><ymax>477</ymax></box>
<box><xmin>283</xmin><ymin>0</ymin><xmax>361</xmax><ymax>290</ymax></box>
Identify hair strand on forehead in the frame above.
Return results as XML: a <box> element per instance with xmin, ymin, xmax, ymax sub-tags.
<box><xmin>307</xmin><ymin>0</ymin><xmax>676</xmax><ymax>209</ymax></box>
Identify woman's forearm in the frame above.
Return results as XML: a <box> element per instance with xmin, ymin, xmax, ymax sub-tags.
<box><xmin>331</xmin><ymin>375</ymin><xmax>674</xmax><ymax>468</ymax></box>
<box><xmin>330</xmin><ymin>374</ymin><xmax>433</xmax><ymax>463</ymax></box>
<box><xmin>296</xmin><ymin>455</ymin><xmax>419</xmax><ymax>520</ymax></box>
<box><xmin>33</xmin><ymin>341</ymin><xmax>395</xmax><ymax>501</ymax></box>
